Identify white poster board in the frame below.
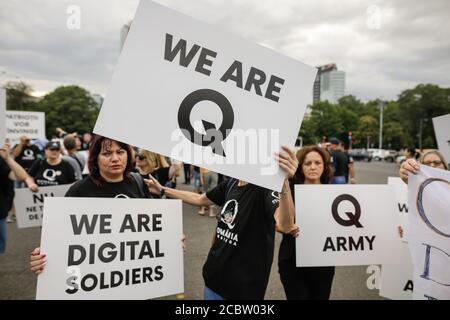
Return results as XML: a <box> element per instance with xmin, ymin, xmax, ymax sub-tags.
<box><xmin>295</xmin><ymin>185</ymin><xmax>402</xmax><ymax>266</ymax></box>
<box><xmin>408</xmin><ymin>165</ymin><xmax>450</xmax><ymax>300</ymax></box>
<box><xmin>380</xmin><ymin>241</ymin><xmax>413</xmax><ymax>300</ymax></box>
<box><xmin>432</xmin><ymin>114</ymin><xmax>450</xmax><ymax>164</ymax></box>
<box><xmin>94</xmin><ymin>0</ymin><xmax>317</xmax><ymax>192</ymax></box>
<box><xmin>36</xmin><ymin>197</ymin><xmax>184</xmax><ymax>300</ymax></box>
<box><xmin>14</xmin><ymin>184</ymin><xmax>72</xmax><ymax>228</ymax></box>
<box><xmin>0</xmin><ymin>88</ymin><xmax>5</xmax><ymax>145</ymax></box>
<box><xmin>6</xmin><ymin>110</ymin><xmax>46</xmax><ymax>146</ymax></box>
<box><xmin>388</xmin><ymin>177</ymin><xmax>409</xmax><ymax>242</ymax></box>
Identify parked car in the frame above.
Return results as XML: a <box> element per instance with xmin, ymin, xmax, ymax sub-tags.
<box><xmin>348</xmin><ymin>149</ymin><xmax>372</xmax><ymax>162</ymax></box>
<box><xmin>368</xmin><ymin>149</ymin><xmax>398</xmax><ymax>162</ymax></box>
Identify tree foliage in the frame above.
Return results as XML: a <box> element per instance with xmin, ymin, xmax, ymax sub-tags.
<box><xmin>37</xmin><ymin>86</ymin><xmax>100</xmax><ymax>138</ymax></box>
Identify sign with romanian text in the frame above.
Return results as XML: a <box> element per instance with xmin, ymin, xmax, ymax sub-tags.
<box><xmin>14</xmin><ymin>184</ymin><xmax>72</xmax><ymax>228</ymax></box>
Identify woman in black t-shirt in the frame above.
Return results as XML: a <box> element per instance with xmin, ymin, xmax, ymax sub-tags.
<box><xmin>278</xmin><ymin>145</ymin><xmax>335</xmax><ymax>300</ymax></box>
<box><xmin>135</xmin><ymin>149</ymin><xmax>175</xmax><ymax>198</ymax></box>
<box><xmin>29</xmin><ymin>136</ymin><xmax>161</xmax><ymax>274</ymax></box>
<box><xmin>145</xmin><ymin>145</ymin><xmax>298</xmax><ymax>300</ymax></box>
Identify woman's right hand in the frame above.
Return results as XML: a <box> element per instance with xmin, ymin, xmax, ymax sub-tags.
<box><xmin>30</xmin><ymin>247</ymin><xmax>46</xmax><ymax>275</ymax></box>
<box><xmin>399</xmin><ymin>158</ymin><xmax>420</xmax><ymax>184</ymax></box>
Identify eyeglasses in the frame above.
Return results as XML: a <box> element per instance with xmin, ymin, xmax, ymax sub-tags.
<box><xmin>423</xmin><ymin>160</ymin><xmax>443</xmax><ymax>167</ymax></box>
<box><xmin>136</xmin><ymin>154</ymin><xmax>146</xmax><ymax>161</ymax></box>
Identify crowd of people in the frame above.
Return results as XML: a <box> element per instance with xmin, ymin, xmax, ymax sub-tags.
<box><xmin>1</xmin><ymin>127</ymin><xmax>449</xmax><ymax>300</ymax></box>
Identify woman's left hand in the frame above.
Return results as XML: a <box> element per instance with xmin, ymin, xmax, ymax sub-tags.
<box><xmin>275</xmin><ymin>145</ymin><xmax>298</xmax><ymax>179</ymax></box>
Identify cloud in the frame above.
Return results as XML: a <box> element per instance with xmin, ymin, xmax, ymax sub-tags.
<box><xmin>0</xmin><ymin>0</ymin><xmax>448</xmax><ymax>101</ymax></box>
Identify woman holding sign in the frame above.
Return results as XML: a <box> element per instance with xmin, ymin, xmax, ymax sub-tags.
<box><xmin>144</xmin><ymin>145</ymin><xmax>297</xmax><ymax>300</ymax></box>
<box><xmin>29</xmin><ymin>135</ymin><xmax>156</xmax><ymax>273</ymax></box>
<box><xmin>277</xmin><ymin>145</ymin><xmax>335</xmax><ymax>300</ymax></box>
<box><xmin>400</xmin><ymin>150</ymin><xmax>449</xmax><ymax>183</ymax></box>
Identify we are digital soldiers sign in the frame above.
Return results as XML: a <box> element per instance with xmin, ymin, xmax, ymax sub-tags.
<box><xmin>94</xmin><ymin>0</ymin><xmax>317</xmax><ymax>192</ymax></box>
<box><xmin>36</xmin><ymin>198</ymin><xmax>183</xmax><ymax>300</ymax></box>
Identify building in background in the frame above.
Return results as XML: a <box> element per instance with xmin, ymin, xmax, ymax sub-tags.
<box><xmin>312</xmin><ymin>63</ymin><xmax>346</xmax><ymax>104</ymax></box>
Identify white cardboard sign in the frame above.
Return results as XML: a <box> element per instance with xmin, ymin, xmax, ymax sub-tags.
<box><xmin>6</xmin><ymin>110</ymin><xmax>45</xmax><ymax>146</ymax></box>
<box><xmin>94</xmin><ymin>0</ymin><xmax>317</xmax><ymax>192</ymax></box>
<box><xmin>432</xmin><ymin>114</ymin><xmax>450</xmax><ymax>164</ymax></box>
<box><xmin>379</xmin><ymin>241</ymin><xmax>413</xmax><ymax>300</ymax></box>
<box><xmin>36</xmin><ymin>197</ymin><xmax>184</xmax><ymax>300</ymax></box>
<box><xmin>408</xmin><ymin>165</ymin><xmax>450</xmax><ymax>300</ymax></box>
<box><xmin>388</xmin><ymin>177</ymin><xmax>409</xmax><ymax>242</ymax></box>
<box><xmin>14</xmin><ymin>184</ymin><xmax>72</xmax><ymax>228</ymax></box>
<box><xmin>295</xmin><ymin>185</ymin><xmax>402</xmax><ymax>266</ymax></box>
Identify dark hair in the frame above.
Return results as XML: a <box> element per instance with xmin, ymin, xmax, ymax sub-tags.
<box><xmin>63</xmin><ymin>135</ymin><xmax>76</xmax><ymax>150</ymax></box>
<box><xmin>292</xmin><ymin>145</ymin><xmax>333</xmax><ymax>184</ymax></box>
<box><xmin>88</xmin><ymin>135</ymin><xmax>134</xmax><ymax>186</ymax></box>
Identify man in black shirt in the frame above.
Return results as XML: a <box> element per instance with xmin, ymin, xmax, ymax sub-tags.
<box><xmin>146</xmin><ymin>146</ymin><xmax>297</xmax><ymax>299</ymax></box>
<box><xmin>329</xmin><ymin>138</ymin><xmax>349</xmax><ymax>184</ymax></box>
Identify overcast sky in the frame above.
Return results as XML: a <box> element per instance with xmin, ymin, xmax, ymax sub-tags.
<box><xmin>1</xmin><ymin>0</ymin><xmax>449</xmax><ymax>101</ymax></box>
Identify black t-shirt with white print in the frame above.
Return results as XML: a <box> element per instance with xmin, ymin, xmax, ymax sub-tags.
<box><xmin>65</xmin><ymin>175</ymin><xmax>152</xmax><ymax>199</ymax></box>
<box><xmin>204</xmin><ymin>180</ymin><xmax>280</xmax><ymax>300</ymax></box>
<box><xmin>14</xmin><ymin>144</ymin><xmax>41</xmax><ymax>171</ymax></box>
<box><xmin>28</xmin><ymin>159</ymin><xmax>76</xmax><ymax>187</ymax></box>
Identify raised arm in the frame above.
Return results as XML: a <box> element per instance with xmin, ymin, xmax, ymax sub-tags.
<box><xmin>145</xmin><ymin>175</ymin><xmax>214</xmax><ymax>207</ymax></box>
<box><xmin>274</xmin><ymin>145</ymin><xmax>298</xmax><ymax>233</ymax></box>
<box><xmin>0</xmin><ymin>143</ymin><xmax>28</xmax><ymax>182</ymax></box>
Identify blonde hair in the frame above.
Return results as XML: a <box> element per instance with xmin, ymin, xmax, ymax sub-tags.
<box><xmin>420</xmin><ymin>150</ymin><xmax>449</xmax><ymax>170</ymax></box>
<box><xmin>141</xmin><ymin>150</ymin><xmax>169</xmax><ymax>172</ymax></box>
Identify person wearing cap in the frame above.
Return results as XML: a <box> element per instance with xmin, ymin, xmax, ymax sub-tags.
<box><xmin>328</xmin><ymin>138</ymin><xmax>350</xmax><ymax>184</ymax></box>
<box><xmin>26</xmin><ymin>141</ymin><xmax>76</xmax><ymax>190</ymax></box>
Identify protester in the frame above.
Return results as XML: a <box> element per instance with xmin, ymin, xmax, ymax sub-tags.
<box><xmin>399</xmin><ymin>149</ymin><xmax>448</xmax><ymax>184</ymax></box>
<box><xmin>135</xmin><ymin>149</ymin><xmax>177</xmax><ymax>198</ymax></box>
<box><xmin>62</xmin><ymin>134</ymin><xmax>86</xmax><ymax>180</ymax></box>
<box><xmin>26</xmin><ymin>141</ymin><xmax>76</xmax><ymax>190</ymax></box>
<box><xmin>0</xmin><ymin>143</ymin><xmax>29</xmax><ymax>253</ymax></box>
<box><xmin>30</xmin><ymin>135</ymin><xmax>185</xmax><ymax>274</ymax></box>
<box><xmin>328</xmin><ymin>138</ymin><xmax>350</xmax><ymax>184</ymax></box>
<box><xmin>278</xmin><ymin>145</ymin><xmax>335</xmax><ymax>300</ymax></box>
<box><xmin>12</xmin><ymin>136</ymin><xmax>42</xmax><ymax>173</ymax></box>
<box><xmin>81</xmin><ymin>133</ymin><xmax>92</xmax><ymax>151</ymax></box>
<box><xmin>145</xmin><ymin>145</ymin><xmax>297</xmax><ymax>300</ymax></box>
<box><xmin>398</xmin><ymin>149</ymin><xmax>449</xmax><ymax>238</ymax></box>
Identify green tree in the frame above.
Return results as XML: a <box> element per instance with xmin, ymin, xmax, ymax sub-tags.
<box><xmin>5</xmin><ymin>81</ymin><xmax>37</xmax><ymax>111</ymax></box>
<box><xmin>37</xmin><ymin>86</ymin><xmax>100</xmax><ymax>138</ymax></box>
<box><xmin>397</xmin><ymin>84</ymin><xmax>450</xmax><ymax>149</ymax></box>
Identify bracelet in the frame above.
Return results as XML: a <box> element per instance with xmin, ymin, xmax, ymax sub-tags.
<box><xmin>160</xmin><ymin>188</ymin><xmax>166</xmax><ymax>198</ymax></box>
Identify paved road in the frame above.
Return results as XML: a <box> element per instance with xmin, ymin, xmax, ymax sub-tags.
<box><xmin>0</xmin><ymin>161</ymin><xmax>399</xmax><ymax>300</ymax></box>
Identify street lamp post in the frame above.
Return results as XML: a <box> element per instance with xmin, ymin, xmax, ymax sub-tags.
<box><xmin>378</xmin><ymin>101</ymin><xmax>384</xmax><ymax>149</ymax></box>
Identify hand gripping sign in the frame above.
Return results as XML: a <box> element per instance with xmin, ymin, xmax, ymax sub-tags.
<box><xmin>93</xmin><ymin>0</ymin><xmax>317</xmax><ymax>192</ymax></box>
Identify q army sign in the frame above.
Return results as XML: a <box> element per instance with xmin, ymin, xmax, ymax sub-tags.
<box><xmin>294</xmin><ymin>185</ymin><xmax>402</xmax><ymax>266</ymax></box>
<box><xmin>94</xmin><ymin>0</ymin><xmax>317</xmax><ymax>192</ymax></box>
